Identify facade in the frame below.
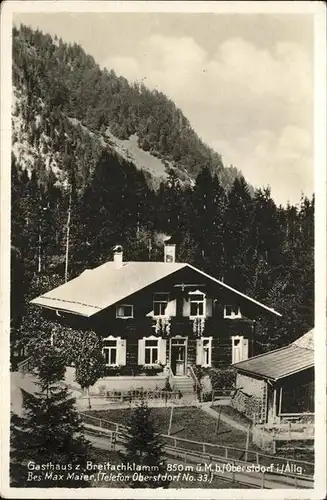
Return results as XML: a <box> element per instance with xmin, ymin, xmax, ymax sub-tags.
<box><xmin>31</xmin><ymin>243</ymin><xmax>281</xmax><ymax>391</ymax></box>
<box><xmin>232</xmin><ymin>330</ymin><xmax>314</xmax><ymax>424</ymax></box>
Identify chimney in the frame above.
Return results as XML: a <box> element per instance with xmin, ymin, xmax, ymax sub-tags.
<box><xmin>164</xmin><ymin>237</ymin><xmax>176</xmax><ymax>263</ymax></box>
<box><xmin>113</xmin><ymin>245</ymin><xmax>123</xmax><ymax>268</ymax></box>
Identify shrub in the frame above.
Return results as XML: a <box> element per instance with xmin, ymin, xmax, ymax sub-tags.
<box><xmin>201</xmin><ymin>391</ymin><xmax>213</xmax><ymax>402</ymax></box>
<box><xmin>209</xmin><ymin>368</ymin><xmax>236</xmax><ymax>391</ymax></box>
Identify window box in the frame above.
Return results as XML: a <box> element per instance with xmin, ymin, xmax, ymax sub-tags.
<box><xmin>142</xmin><ymin>364</ymin><xmax>165</xmax><ymax>376</ymax></box>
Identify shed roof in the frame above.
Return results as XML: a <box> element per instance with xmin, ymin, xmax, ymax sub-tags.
<box><xmin>233</xmin><ymin>329</ymin><xmax>314</xmax><ymax>381</ymax></box>
<box><xmin>31</xmin><ymin>261</ymin><xmax>281</xmax><ymax>318</ymax></box>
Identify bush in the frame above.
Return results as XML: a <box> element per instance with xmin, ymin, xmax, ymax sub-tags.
<box><xmin>201</xmin><ymin>392</ymin><xmax>213</xmax><ymax>402</ymax></box>
<box><xmin>209</xmin><ymin>368</ymin><xmax>236</xmax><ymax>391</ymax></box>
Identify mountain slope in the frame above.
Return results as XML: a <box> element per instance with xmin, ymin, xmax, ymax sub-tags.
<box><xmin>12</xmin><ymin>23</ymin><xmax>240</xmax><ymax>191</ymax></box>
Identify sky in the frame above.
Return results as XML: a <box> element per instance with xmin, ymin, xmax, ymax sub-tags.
<box><xmin>13</xmin><ymin>11</ymin><xmax>314</xmax><ymax>206</ymax></box>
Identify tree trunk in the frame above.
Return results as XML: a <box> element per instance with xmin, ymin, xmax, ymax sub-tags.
<box><xmin>65</xmin><ymin>187</ymin><xmax>72</xmax><ymax>283</ymax></box>
<box><xmin>87</xmin><ymin>387</ymin><xmax>91</xmax><ymax>409</ymax></box>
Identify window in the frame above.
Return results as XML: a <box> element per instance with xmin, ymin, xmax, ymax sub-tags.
<box><xmin>232</xmin><ymin>336</ymin><xmax>248</xmax><ymax>364</ymax></box>
<box><xmin>102</xmin><ymin>336</ymin><xmax>126</xmax><ymax>366</ymax></box>
<box><xmin>196</xmin><ymin>337</ymin><xmax>212</xmax><ymax>367</ymax></box>
<box><xmin>138</xmin><ymin>337</ymin><xmax>166</xmax><ymax>366</ymax></box>
<box><xmin>189</xmin><ymin>291</ymin><xmax>206</xmax><ymax>318</ymax></box>
<box><xmin>224</xmin><ymin>305</ymin><xmax>241</xmax><ymax>319</ymax></box>
<box><xmin>153</xmin><ymin>293</ymin><xmax>169</xmax><ymax>317</ymax></box>
<box><xmin>145</xmin><ymin>339</ymin><xmax>159</xmax><ymax>365</ymax></box>
<box><xmin>103</xmin><ymin>340</ymin><xmax>118</xmax><ymax>366</ymax></box>
<box><xmin>116</xmin><ymin>304</ymin><xmax>134</xmax><ymax>319</ymax></box>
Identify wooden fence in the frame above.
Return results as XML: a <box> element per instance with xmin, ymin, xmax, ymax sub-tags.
<box><xmin>80</xmin><ymin>412</ymin><xmax>315</xmax><ymax>479</ymax></box>
<box><xmin>85</xmin><ymin>388</ymin><xmax>184</xmax><ymax>403</ymax></box>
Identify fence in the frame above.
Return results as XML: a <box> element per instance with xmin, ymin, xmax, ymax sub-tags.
<box><xmin>82</xmin><ymin>388</ymin><xmax>184</xmax><ymax>403</ymax></box>
<box><xmin>17</xmin><ymin>357</ymin><xmax>33</xmax><ymax>376</ymax></box>
<box><xmin>254</xmin><ymin>421</ymin><xmax>314</xmax><ymax>449</ymax></box>
<box><xmin>80</xmin><ymin>412</ymin><xmax>315</xmax><ymax>478</ymax></box>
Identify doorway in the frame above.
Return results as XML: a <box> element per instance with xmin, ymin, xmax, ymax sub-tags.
<box><xmin>170</xmin><ymin>338</ymin><xmax>187</xmax><ymax>376</ymax></box>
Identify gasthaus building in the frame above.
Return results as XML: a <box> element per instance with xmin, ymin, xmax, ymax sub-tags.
<box><xmin>31</xmin><ymin>240</ymin><xmax>281</xmax><ymax>394</ymax></box>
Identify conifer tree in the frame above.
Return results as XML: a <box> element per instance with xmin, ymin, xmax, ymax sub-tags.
<box><xmin>10</xmin><ymin>340</ymin><xmax>89</xmax><ymax>487</ymax></box>
<box><xmin>119</xmin><ymin>400</ymin><xmax>169</xmax><ymax>488</ymax></box>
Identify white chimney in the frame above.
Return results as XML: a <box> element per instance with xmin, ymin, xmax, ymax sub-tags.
<box><xmin>113</xmin><ymin>245</ymin><xmax>123</xmax><ymax>268</ymax></box>
<box><xmin>164</xmin><ymin>242</ymin><xmax>176</xmax><ymax>263</ymax></box>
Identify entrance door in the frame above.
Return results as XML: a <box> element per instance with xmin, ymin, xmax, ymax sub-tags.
<box><xmin>170</xmin><ymin>338</ymin><xmax>187</xmax><ymax>376</ymax></box>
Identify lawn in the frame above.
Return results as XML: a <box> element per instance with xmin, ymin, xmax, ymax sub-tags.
<box><xmin>85</xmin><ymin>406</ymin><xmax>250</xmax><ymax>449</ymax></box>
<box><xmin>84</xmin><ymin>406</ymin><xmax>314</xmax><ymax>472</ymax></box>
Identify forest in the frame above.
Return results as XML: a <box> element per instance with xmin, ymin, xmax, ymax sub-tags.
<box><xmin>10</xmin><ymin>24</ymin><xmax>314</xmax><ymax>361</ymax></box>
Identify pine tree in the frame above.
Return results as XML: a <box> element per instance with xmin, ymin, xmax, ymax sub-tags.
<box><xmin>119</xmin><ymin>400</ymin><xmax>169</xmax><ymax>488</ymax></box>
<box><xmin>10</xmin><ymin>340</ymin><xmax>89</xmax><ymax>487</ymax></box>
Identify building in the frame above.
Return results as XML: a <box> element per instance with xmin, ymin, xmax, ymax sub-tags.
<box><xmin>31</xmin><ymin>241</ymin><xmax>281</xmax><ymax>392</ymax></box>
<box><xmin>232</xmin><ymin>329</ymin><xmax>314</xmax><ymax>425</ymax></box>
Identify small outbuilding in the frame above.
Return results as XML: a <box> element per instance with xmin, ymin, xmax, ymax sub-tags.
<box><xmin>232</xmin><ymin>330</ymin><xmax>314</xmax><ymax>425</ymax></box>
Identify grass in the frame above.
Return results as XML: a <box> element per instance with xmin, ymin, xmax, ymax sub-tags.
<box><xmin>85</xmin><ymin>406</ymin><xmax>250</xmax><ymax>449</ymax></box>
<box><xmin>84</xmin><ymin>406</ymin><xmax>314</xmax><ymax>474</ymax></box>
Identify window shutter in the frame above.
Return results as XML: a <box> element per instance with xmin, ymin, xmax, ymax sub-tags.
<box><xmin>242</xmin><ymin>338</ymin><xmax>249</xmax><ymax>361</ymax></box>
<box><xmin>183</xmin><ymin>298</ymin><xmax>190</xmax><ymax>317</ymax></box>
<box><xmin>117</xmin><ymin>338</ymin><xmax>126</xmax><ymax>366</ymax></box>
<box><xmin>158</xmin><ymin>338</ymin><xmax>167</xmax><ymax>365</ymax></box>
<box><xmin>206</xmin><ymin>298</ymin><xmax>212</xmax><ymax>317</ymax></box>
<box><xmin>196</xmin><ymin>339</ymin><xmax>202</xmax><ymax>365</ymax></box>
<box><xmin>166</xmin><ymin>300</ymin><xmax>176</xmax><ymax>317</ymax></box>
<box><xmin>232</xmin><ymin>336</ymin><xmax>243</xmax><ymax>364</ymax></box>
<box><xmin>207</xmin><ymin>337</ymin><xmax>213</xmax><ymax>367</ymax></box>
<box><xmin>138</xmin><ymin>338</ymin><xmax>145</xmax><ymax>365</ymax></box>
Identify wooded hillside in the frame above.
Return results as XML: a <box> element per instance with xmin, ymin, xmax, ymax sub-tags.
<box><xmin>11</xmin><ymin>24</ymin><xmax>314</xmax><ymax>357</ymax></box>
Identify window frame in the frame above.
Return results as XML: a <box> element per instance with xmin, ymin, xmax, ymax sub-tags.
<box><xmin>189</xmin><ymin>290</ymin><xmax>206</xmax><ymax>319</ymax></box>
<box><xmin>116</xmin><ymin>304</ymin><xmax>134</xmax><ymax>319</ymax></box>
<box><xmin>102</xmin><ymin>335</ymin><xmax>120</xmax><ymax>367</ymax></box>
<box><xmin>224</xmin><ymin>304</ymin><xmax>241</xmax><ymax>319</ymax></box>
<box><xmin>144</xmin><ymin>337</ymin><xmax>160</xmax><ymax>366</ymax></box>
<box><xmin>153</xmin><ymin>293</ymin><xmax>169</xmax><ymax>318</ymax></box>
<box><xmin>201</xmin><ymin>336</ymin><xmax>212</xmax><ymax>367</ymax></box>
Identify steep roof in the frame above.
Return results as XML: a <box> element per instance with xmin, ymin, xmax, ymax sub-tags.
<box><xmin>31</xmin><ymin>261</ymin><xmax>281</xmax><ymax>318</ymax></box>
<box><xmin>233</xmin><ymin>329</ymin><xmax>314</xmax><ymax>381</ymax></box>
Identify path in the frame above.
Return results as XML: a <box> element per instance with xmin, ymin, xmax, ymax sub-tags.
<box><xmin>201</xmin><ymin>403</ymin><xmax>249</xmax><ymax>432</ymax></box>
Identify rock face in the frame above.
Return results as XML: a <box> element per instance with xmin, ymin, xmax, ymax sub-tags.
<box><xmin>292</xmin><ymin>329</ymin><xmax>314</xmax><ymax>350</ymax></box>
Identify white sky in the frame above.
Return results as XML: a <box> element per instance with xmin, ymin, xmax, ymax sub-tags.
<box><xmin>13</xmin><ymin>12</ymin><xmax>314</xmax><ymax>206</ymax></box>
